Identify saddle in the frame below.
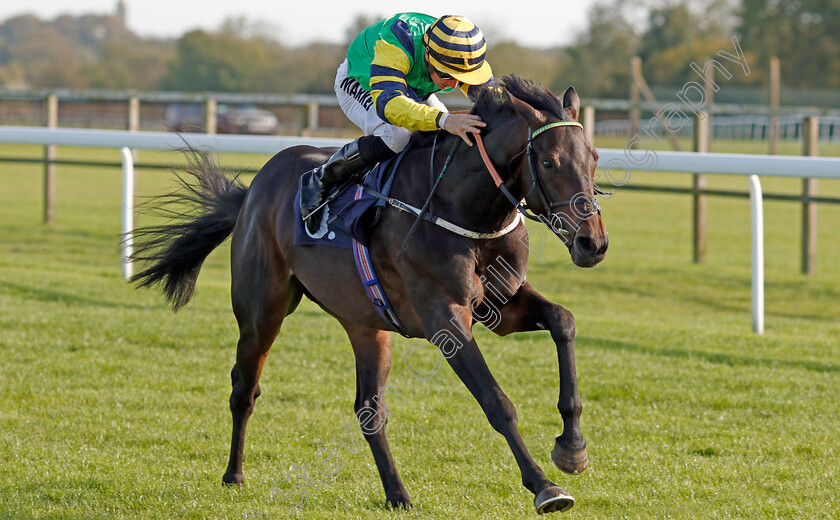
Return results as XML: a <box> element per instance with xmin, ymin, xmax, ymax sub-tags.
<box><xmin>293</xmin><ymin>142</ymin><xmax>413</xmax><ymax>336</ymax></box>
<box><xmin>293</xmin><ymin>142</ymin><xmax>410</xmax><ymax>249</ymax></box>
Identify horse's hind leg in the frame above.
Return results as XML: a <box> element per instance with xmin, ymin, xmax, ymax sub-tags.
<box><xmin>222</xmin><ymin>243</ymin><xmax>302</xmax><ymax>486</ymax></box>
<box><xmin>343</xmin><ymin>323</ymin><xmax>411</xmax><ymax>508</ymax></box>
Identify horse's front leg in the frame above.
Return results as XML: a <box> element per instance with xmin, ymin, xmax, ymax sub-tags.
<box><xmin>493</xmin><ymin>282</ymin><xmax>588</xmax><ymax>475</ymax></box>
<box><xmin>420</xmin><ymin>301</ymin><xmax>575</xmax><ymax>514</ymax></box>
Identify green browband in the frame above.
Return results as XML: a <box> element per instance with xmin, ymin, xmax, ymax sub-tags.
<box><xmin>531</xmin><ymin>121</ymin><xmax>584</xmax><ymax>140</ymax></box>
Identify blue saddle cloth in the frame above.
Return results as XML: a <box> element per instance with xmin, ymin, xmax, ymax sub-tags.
<box><xmin>292</xmin><ymin>144</ymin><xmax>413</xmax><ymax>337</ymax></box>
<box><xmin>293</xmin><ymin>148</ymin><xmax>404</xmax><ymax>249</ymax></box>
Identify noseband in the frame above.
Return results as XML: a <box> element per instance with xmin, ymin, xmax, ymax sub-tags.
<box><xmin>475</xmin><ymin>121</ymin><xmax>601</xmax><ymax>242</ymax></box>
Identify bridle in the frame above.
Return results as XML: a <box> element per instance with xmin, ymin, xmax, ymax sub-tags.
<box><xmin>474</xmin><ymin>120</ymin><xmax>602</xmax><ymax>243</ymax></box>
<box><xmin>394</xmin><ymin>117</ymin><xmax>602</xmax><ymax>261</ymax></box>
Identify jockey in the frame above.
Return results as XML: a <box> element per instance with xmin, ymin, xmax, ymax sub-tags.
<box><xmin>300</xmin><ymin>12</ymin><xmax>494</xmax><ymax>233</ymax></box>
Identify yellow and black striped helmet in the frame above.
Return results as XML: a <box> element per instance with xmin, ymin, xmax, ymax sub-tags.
<box><xmin>422</xmin><ymin>15</ymin><xmax>493</xmax><ymax>85</ymax></box>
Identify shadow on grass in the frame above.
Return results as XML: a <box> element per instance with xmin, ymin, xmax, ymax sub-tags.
<box><xmin>587</xmin><ymin>336</ymin><xmax>840</xmax><ymax>373</ymax></box>
<box><xmin>0</xmin><ymin>280</ymin><xmax>152</xmax><ymax>311</ymax></box>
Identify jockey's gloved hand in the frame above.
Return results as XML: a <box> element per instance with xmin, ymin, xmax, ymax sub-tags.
<box><xmin>441</xmin><ymin>113</ymin><xmax>486</xmax><ymax>146</ymax></box>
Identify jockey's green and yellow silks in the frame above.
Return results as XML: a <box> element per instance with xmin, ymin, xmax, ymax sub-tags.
<box><xmin>345</xmin><ymin>13</ymin><xmax>492</xmax><ymax>132</ymax></box>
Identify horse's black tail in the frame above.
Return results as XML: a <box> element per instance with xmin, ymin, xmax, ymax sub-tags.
<box><xmin>128</xmin><ymin>150</ymin><xmax>248</xmax><ymax>310</ymax></box>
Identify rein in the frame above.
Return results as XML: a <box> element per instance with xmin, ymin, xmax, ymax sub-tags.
<box><xmin>389</xmin><ymin>126</ymin><xmax>531</xmax><ymax>262</ymax></box>
<box><xmin>474</xmin><ymin>120</ymin><xmax>601</xmax><ymax>240</ymax></box>
<box><xmin>394</xmin><ymin>137</ymin><xmax>460</xmax><ymax>262</ymax></box>
<box><xmin>368</xmin><ymin>190</ymin><xmax>524</xmax><ymax>239</ymax></box>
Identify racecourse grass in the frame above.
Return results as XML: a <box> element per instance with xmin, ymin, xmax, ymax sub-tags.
<box><xmin>1</xmin><ymin>140</ymin><xmax>839</xmax><ymax>520</ymax></box>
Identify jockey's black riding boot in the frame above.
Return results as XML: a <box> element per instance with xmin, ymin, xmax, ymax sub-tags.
<box><xmin>299</xmin><ymin>135</ymin><xmax>396</xmax><ymax>234</ymax></box>
<box><xmin>299</xmin><ymin>138</ymin><xmax>366</xmax><ymax>234</ymax></box>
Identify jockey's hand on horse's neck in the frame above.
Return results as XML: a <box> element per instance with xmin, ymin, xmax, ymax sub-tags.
<box><xmin>442</xmin><ymin>113</ymin><xmax>486</xmax><ymax>146</ymax></box>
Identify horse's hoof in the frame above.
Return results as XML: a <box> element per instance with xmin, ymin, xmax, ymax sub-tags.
<box><xmin>222</xmin><ymin>473</ymin><xmax>244</xmax><ymax>487</ymax></box>
<box><xmin>552</xmin><ymin>439</ymin><xmax>588</xmax><ymax>475</ymax></box>
<box><xmin>385</xmin><ymin>497</ymin><xmax>413</xmax><ymax>510</ymax></box>
<box><xmin>535</xmin><ymin>486</ymin><xmax>575</xmax><ymax>514</ymax></box>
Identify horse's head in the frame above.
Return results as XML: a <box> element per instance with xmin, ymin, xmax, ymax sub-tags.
<box><xmin>498</xmin><ymin>76</ymin><xmax>609</xmax><ymax>268</ymax></box>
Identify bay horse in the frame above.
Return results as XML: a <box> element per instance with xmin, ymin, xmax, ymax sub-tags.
<box><xmin>130</xmin><ymin>75</ymin><xmax>608</xmax><ymax>514</ymax></box>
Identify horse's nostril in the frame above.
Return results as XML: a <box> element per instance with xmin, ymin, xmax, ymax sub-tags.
<box><xmin>597</xmin><ymin>237</ymin><xmax>609</xmax><ymax>255</ymax></box>
<box><xmin>575</xmin><ymin>236</ymin><xmax>597</xmax><ymax>256</ymax></box>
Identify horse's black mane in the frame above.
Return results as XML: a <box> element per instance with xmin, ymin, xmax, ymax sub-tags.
<box><xmin>474</xmin><ymin>74</ymin><xmax>571</xmax><ymax>124</ymax></box>
<box><xmin>412</xmin><ymin>74</ymin><xmax>569</xmax><ymax>147</ymax></box>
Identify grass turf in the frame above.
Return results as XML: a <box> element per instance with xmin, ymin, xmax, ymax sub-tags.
<box><xmin>0</xmin><ymin>139</ymin><xmax>838</xmax><ymax>519</ymax></box>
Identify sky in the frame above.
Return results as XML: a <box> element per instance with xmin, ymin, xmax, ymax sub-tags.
<box><xmin>0</xmin><ymin>0</ymin><xmax>599</xmax><ymax>49</ymax></box>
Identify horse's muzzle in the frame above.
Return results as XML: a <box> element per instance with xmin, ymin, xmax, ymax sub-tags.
<box><xmin>570</xmin><ymin>231</ymin><xmax>608</xmax><ymax>268</ymax></box>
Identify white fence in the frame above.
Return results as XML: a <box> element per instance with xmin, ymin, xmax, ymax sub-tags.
<box><xmin>594</xmin><ymin>115</ymin><xmax>840</xmax><ymax>141</ymax></box>
<box><xmin>1</xmin><ymin>125</ymin><xmax>839</xmax><ymax>333</ymax></box>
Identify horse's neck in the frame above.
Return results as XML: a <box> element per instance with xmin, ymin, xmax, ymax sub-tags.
<box><xmin>392</xmin><ymin>117</ymin><xmax>528</xmax><ymax>234</ymax></box>
<box><xmin>442</xmin><ymin>116</ymin><xmax>530</xmax><ymax>231</ymax></box>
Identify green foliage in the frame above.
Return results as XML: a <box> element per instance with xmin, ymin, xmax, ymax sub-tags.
<box><xmin>738</xmin><ymin>0</ymin><xmax>840</xmax><ymax>88</ymax></box>
<box><xmin>640</xmin><ymin>3</ymin><xmax>700</xmax><ymax>54</ymax></box>
<box><xmin>637</xmin><ymin>3</ymin><xmax>734</xmax><ymax>85</ymax></box>
<box><xmin>0</xmin><ymin>12</ymin><xmax>170</xmax><ymax>90</ymax></box>
<box><xmin>82</xmin><ymin>38</ymin><xmax>172</xmax><ymax>90</ymax></box>
<box><xmin>487</xmin><ymin>41</ymin><xmax>564</xmax><ymax>89</ymax></box>
<box><xmin>162</xmin><ymin>30</ymin><xmax>269</xmax><ymax>92</ymax></box>
<box><xmin>263</xmin><ymin>42</ymin><xmax>345</xmax><ymax>94</ymax></box>
<box><xmin>553</xmin><ymin>3</ymin><xmax>638</xmax><ymax>97</ymax></box>
<box><xmin>218</xmin><ymin>15</ymin><xmax>281</xmax><ymax>42</ymax></box>
<box><xmin>8</xmin><ymin>25</ymin><xmax>85</xmax><ymax>87</ymax></box>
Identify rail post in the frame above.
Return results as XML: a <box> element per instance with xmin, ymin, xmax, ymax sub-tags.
<box><xmin>704</xmin><ymin>59</ymin><xmax>714</xmax><ymax>150</ymax></box>
<box><xmin>121</xmin><ymin>147</ymin><xmax>134</xmax><ymax>280</ymax></box>
<box><xmin>44</xmin><ymin>93</ymin><xmax>58</xmax><ymax>225</ymax></box>
<box><xmin>693</xmin><ymin>111</ymin><xmax>710</xmax><ymax>263</ymax></box>
<box><xmin>629</xmin><ymin>57</ymin><xmax>641</xmax><ymax>146</ymax></box>
<box><xmin>307</xmin><ymin>102</ymin><xmax>319</xmax><ymax>134</ymax></box>
<box><xmin>128</xmin><ymin>95</ymin><xmax>140</xmax><ymax>131</ymax></box>
<box><xmin>128</xmin><ymin>94</ymin><xmax>140</xmax><ymax>162</ymax></box>
<box><xmin>749</xmin><ymin>175</ymin><xmax>764</xmax><ymax>334</ymax></box>
<box><xmin>204</xmin><ymin>96</ymin><xmax>217</xmax><ymax>134</ymax></box>
<box><xmin>801</xmin><ymin>117</ymin><xmax>819</xmax><ymax>275</ymax></box>
<box><xmin>583</xmin><ymin>105</ymin><xmax>595</xmax><ymax>145</ymax></box>
<box><xmin>297</xmin><ymin>105</ymin><xmax>307</xmax><ymax>136</ymax></box>
<box><xmin>769</xmin><ymin>57</ymin><xmax>780</xmax><ymax>155</ymax></box>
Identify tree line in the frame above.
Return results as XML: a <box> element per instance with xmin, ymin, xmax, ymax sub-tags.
<box><xmin>0</xmin><ymin>0</ymin><xmax>837</xmax><ymax>97</ymax></box>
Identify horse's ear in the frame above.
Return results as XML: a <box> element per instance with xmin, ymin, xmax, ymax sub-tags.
<box><xmin>508</xmin><ymin>91</ymin><xmax>546</xmax><ymax>129</ymax></box>
<box><xmin>562</xmin><ymin>86</ymin><xmax>580</xmax><ymax>121</ymax></box>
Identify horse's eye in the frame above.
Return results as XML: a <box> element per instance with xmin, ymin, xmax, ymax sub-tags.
<box><xmin>541</xmin><ymin>160</ymin><xmax>553</xmax><ymax>169</ymax></box>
